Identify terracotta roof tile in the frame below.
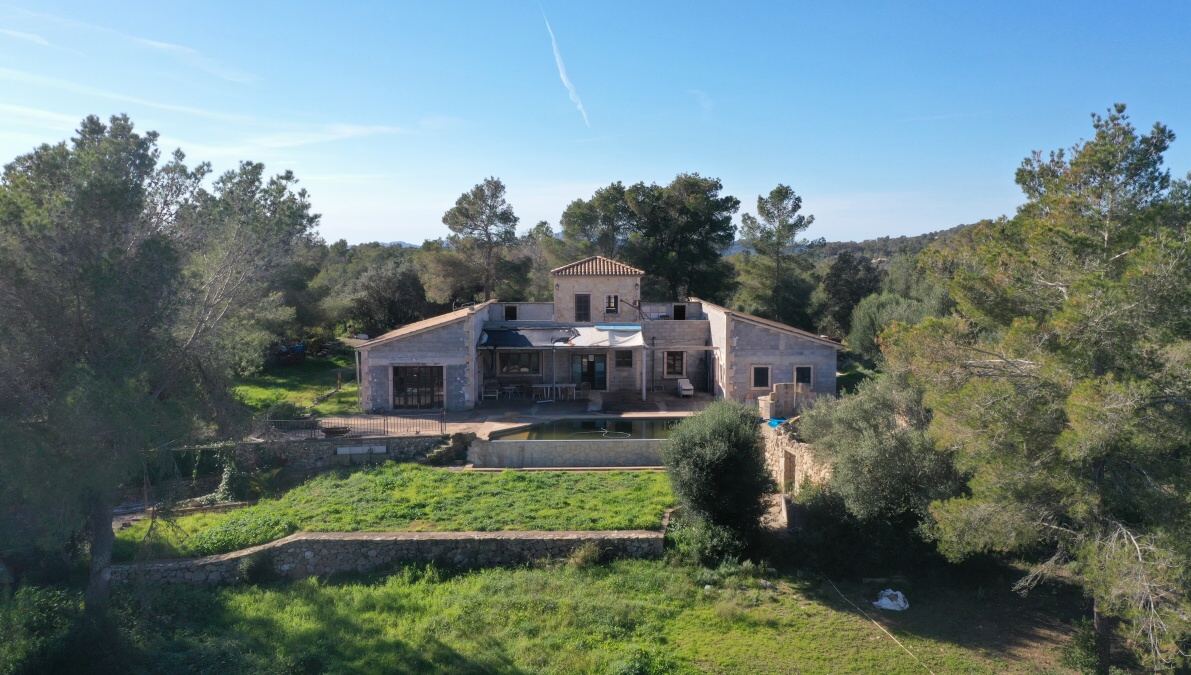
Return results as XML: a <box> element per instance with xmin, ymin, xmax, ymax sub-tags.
<box><xmin>550</xmin><ymin>256</ymin><xmax>645</xmax><ymax>276</ymax></box>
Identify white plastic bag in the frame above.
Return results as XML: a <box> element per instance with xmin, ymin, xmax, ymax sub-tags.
<box><xmin>872</xmin><ymin>588</ymin><xmax>909</xmax><ymax>611</ymax></box>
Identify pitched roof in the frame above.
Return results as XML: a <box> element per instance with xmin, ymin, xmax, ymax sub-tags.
<box><xmin>551</xmin><ymin>256</ymin><xmax>645</xmax><ymax>277</ymax></box>
<box><xmin>358</xmin><ymin>301</ymin><xmax>494</xmax><ymax>349</ymax></box>
<box><xmin>692</xmin><ymin>298</ymin><xmax>844</xmax><ymax>350</ymax></box>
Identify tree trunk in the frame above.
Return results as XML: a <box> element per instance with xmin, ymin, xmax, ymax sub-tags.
<box><xmin>84</xmin><ymin>494</ymin><xmax>115</xmax><ymax>613</ymax></box>
<box><xmin>1092</xmin><ymin>599</ymin><xmax>1112</xmax><ymax>674</ymax></box>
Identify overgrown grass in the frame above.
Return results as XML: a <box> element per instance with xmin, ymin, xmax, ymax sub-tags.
<box><xmin>232</xmin><ymin>354</ymin><xmax>360</xmax><ymax>416</ymax></box>
<box><xmin>835</xmin><ymin>357</ymin><xmax>877</xmax><ymax>394</ymax></box>
<box><xmin>94</xmin><ymin>559</ymin><xmax>1074</xmax><ymax>674</ymax></box>
<box><xmin>114</xmin><ymin>465</ymin><xmax>674</xmax><ymax>561</ymax></box>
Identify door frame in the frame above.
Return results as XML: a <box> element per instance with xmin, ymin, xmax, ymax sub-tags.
<box><xmin>389</xmin><ymin>364</ymin><xmax>446</xmax><ymax>410</ymax></box>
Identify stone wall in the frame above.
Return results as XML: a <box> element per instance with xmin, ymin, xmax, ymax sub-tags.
<box><xmin>727</xmin><ymin>319</ymin><xmax>839</xmax><ymax>401</ymax></box>
<box><xmin>469</xmin><ymin>438</ymin><xmax>666</xmax><ymax>468</ymax></box>
<box><xmin>642</xmin><ymin>319</ymin><xmax>712</xmax><ymax>393</ymax></box>
<box><xmin>760</xmin><ymin>423</ymin><xmax>831</xmax><ymax>494</ymax></box>
<box><xmin>240</xmin><ymin>435</ymin><xmax>444</xmax><ymax>472</ymax></box>
<box><xmin>553</xmin><ymin>275</ymin><xmax>642</xmax><ymax>323</ymax></box>
<box><xmin>361</xmin><ymin>318</ymin><xmax>474</xmax><ymax>411</ymax></box>
<box><xmin>109</xmin><ymin>529</ymin><xmax>663</xmax><ymax>586</ymax></box>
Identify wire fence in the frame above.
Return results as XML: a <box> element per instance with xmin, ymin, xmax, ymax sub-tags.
<box><xmin>257</xmin><ymin>412</ymin><xmax>445</xmax><ymax>440</ymax></box>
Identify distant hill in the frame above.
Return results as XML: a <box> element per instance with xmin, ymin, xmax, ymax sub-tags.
<box><xmin>726</xmin><ymin>222</ymin><xmax>975</xmax><ymax>261</ymax></box>
<box><xmin>812</xmin><ymin>222</ymin><xmax>975</xmax><ymax>261</ymax></box>
<box><xmin>385</xmin><ymin>241</ymin><xmax>420</xmax><ymax>249</ymax></box>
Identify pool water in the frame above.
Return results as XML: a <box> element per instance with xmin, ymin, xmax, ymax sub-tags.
<box><xmin>493</xmin><ymin>417</ymin><xmax>680</xmax><ymax>441</ymax></box>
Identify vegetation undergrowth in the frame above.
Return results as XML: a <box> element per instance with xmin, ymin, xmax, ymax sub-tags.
<box><xmin>2</xmin><ymin>558</ymin><xmax>1080</xmax><ymax>674</ymax></box>
<box><xmin>114</xmin><ymin>464</ymin><xmax>673</xmax><ymax>561</ymax></box>
<box><xmin>232</xmin><ymin>354</ymin><xmax>359</xmax><ymax>416</ymax></box>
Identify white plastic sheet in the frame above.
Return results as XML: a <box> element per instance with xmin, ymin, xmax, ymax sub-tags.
<box><xmin>872</xmin><ymin>589</ymin><xmax>909</xmax><ymax>611</ymax></box>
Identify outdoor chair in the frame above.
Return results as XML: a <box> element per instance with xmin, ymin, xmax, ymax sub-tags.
<box><xmin>677</xmin><ymin>378</ymin><xmax>694</xmax><ymax>398</ymax></box>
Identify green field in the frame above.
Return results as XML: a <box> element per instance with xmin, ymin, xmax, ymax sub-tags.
<box><xmin>114</xmin><ymin>465</ymin><xmax>675</xmax><ymax>561</ymax></box>
<box><xmin>232</xmin><ymin>354</ymin><xmax>360</xmax><ymax>416</ymax></box>
<box><xmin>89</xmin><ymin>559</ymin><xmax>1075</xmax><ymax>674</ymax></box>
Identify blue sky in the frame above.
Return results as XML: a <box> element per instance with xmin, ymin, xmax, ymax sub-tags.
<box><xmin>2</xmin><ymin>1</ymin><xmax>1190</xmax><ymax>244</ymax></box>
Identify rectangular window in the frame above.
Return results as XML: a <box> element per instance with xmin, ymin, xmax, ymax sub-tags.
<box><xmin>672</xmin><ymin>304</ymin><xmax>686</xmax><ymax>320</ymax></box>
<box><xmin>574</xmin><ymin>294</ymin><xmax>591</xmax><ymax>322</ymax></box>
<box><xmin>795</xmin><ymin>365</ymin><xmax>813</xmax><ymax>385</ymax></box>
<box><xmin>498</xmin><ymin>351</ymin><xmax>541</xmax><ymax>375</ymax></box>
<box><xmin>664</xmin><ymin>351</ymin><xmax>685</xmax><ymax>378</ymax></box>
<box><xmin>605</xmin><ymin>294</ymin><xmax>619</xmax><ymax>314</ymax></box>
<box><xmin>752</xmin><ymin>365</ymin><xmax>770</xmax><ymax>389</ymax></box>
<box><xmin>503</xmin><ymin>305</ymin><xmax>518</xmax><ymax>321</ymax></box>
<box><xmin>615</xmin><ymin>350</ymin><xmax>633</xmax><ymax>368</ymax></box>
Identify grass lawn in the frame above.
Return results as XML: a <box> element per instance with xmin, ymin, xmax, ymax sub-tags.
<box><xmin>106</xmin><ymin>559</ymin><xmax>1077</xmax><ymax>674</ymax></box>
<box><xmin>232</xmin><ymin>354</ymin><xmax>360</xmax><ymax>416</ymax></box>
<box><xmin>114</xmin><ymin>465</ymin><xmax>674</xmax><ymax>561</ymax></box>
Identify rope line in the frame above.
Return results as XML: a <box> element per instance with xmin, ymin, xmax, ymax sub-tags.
<box><xmin>825</xmin><ymin>577</ymin><xmax>937</xmax><ymax>675</ymax></box>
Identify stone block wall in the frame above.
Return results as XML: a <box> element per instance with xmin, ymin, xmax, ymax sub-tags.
<box><xmin>469</xmin><ymin>438</ymin><xmax>666</xmax><ymax>468</ymax></box>
<box><xmin>553</xmin><ymin>275</ymin><xmax>642</xmax><ymax>323</ymax></box>
<box><xmin>642</xmin><ymin>319</ymin><xmax>712</xmax><ymax>392</ymax></box>
<box><xmin>760</xmin><ymin>424</ymin><xmax>831</xmax><ymax>494</ymax></box>
<box><xmin>109</xmin><ymin>529</ymin><xmax>664</xmax><ymax>586</ymax></box>
<box><xmin>240</xmin><ymin>435</ymin><xmax>444</xmax><ymax>472</ymax></box>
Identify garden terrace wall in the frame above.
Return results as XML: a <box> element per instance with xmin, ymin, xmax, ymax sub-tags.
<box><xmin>109</xmin><ymin>529</ymin><xmax>663</xmax><ymax>586</ymax></box>
<box><xmin>468</xmin><ymin>438</ymin><xmax>666</xmax><ymax>468</ymax></box>
<box><xmin>240</xmin><ymin>435</ymin><xmax>445</xmax><ymax>472</ymax></box>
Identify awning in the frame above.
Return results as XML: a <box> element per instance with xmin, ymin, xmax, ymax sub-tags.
<box><xmin>479</xmin><ymin>325</ymin><xmax>644</xmax><ymax>349</ymax></box>
<box><xmin>569</xmin><ymin>326</ymin><xmax>644</xmax><ymax>348</ymax></box>
<box><xmin>479</xmin><ymin>328</ymin><xmax>575</xmax><ymax>348</ymax></box>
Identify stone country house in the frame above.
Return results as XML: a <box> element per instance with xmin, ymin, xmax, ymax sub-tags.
<box><xmin>354</xmin><ymin>256</ymin><xmax>840</xmax><ymax>412</ymax></box>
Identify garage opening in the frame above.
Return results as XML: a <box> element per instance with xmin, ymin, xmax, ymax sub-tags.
<box><xmin>392</xmin><ymin>365</ymin><xmax>444</xmax><ymax>409</ymax></box>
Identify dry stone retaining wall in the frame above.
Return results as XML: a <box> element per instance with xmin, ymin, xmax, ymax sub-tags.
<box><xmin>761</xmin><ymin>423</ymin><xmax>831</xmax><ymax>494</ymax></box>
<box><xmin>239</xmin><ymin>435</ymin><xmax>444</xmax><ymax>472</ymax></box>
<box><xmin>109</xmin><ymin>529</ymin><xmax>663</xmax><ymax>586</ymax></box>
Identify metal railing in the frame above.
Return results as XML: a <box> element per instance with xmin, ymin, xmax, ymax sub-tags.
<box><xmin>257</xmin><ymin>412</ymin><xmax>445</xmax><ymax>440</ymax></box>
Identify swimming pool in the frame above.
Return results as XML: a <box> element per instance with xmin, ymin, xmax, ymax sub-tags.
<box><xmin>492</xmin><ymin>417</ymin><xmax>679</xmax><ymax>441</ymax></box>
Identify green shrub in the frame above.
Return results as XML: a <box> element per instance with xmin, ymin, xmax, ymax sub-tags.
<box><xmin>663</xmin><ymin>401</ymin><xmax>771</xmax><ymax>536</ymax></box>
<box><xmin>566</xmin><ymin>542</ymin><xmax>605</xmax><ymax>569</ymax></box>
<box><xmin>237</xmin><ymin>552</ymin><xmax>278</xmax><ymax>585</ymax></box>
<box><xmin>187</xmin><ymin>510</ymin><xmax>298</xmax><ymax>557</ymax></box>
<box><xmin>668</xmin><ymin>516</ymin><xmax>745</xmax><ymax>566</ymax></box>
<box><xmin>1060</xmin><ymin>619</ymin><xmax>1100</xmax><ymax>674</ymax></box>
<box><xmin>605</xmin><ymin>645</ymin><xmax>681</xmax><ymax>675</ymax></box>
<box><xmin>0</xmin><ymin>586</ymin><xmax>81</xmax><ymax>674</ymax></box>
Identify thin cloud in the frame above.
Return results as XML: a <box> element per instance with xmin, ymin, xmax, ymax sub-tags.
<box><xmin>131</xmin><ymin>37</ymin><xmax>255</xmax><ymax>84</ymax></box>
<box><xmin>0</xmin><ymin>27</ymin><xmax>48</xmax><ymax>46</ymax></box>
<box><xmin>0</xmin><ymin>66</ymin><xmax>256</xmax><ymax>123</ymax></box>
<box><xmin>7</xmin><ymin>6</ymin><xmax>254</xmax><ymax>83</ymax></box>
<box><xmin>249</xmin><ymin>123</ymin><xmax>407</xmax><ymax>150</ymax></box>
<box><xmin>0</xmin><ymin>103</ymin><xmax>79</xmax><ymax>130</ymax></box>
<box><xmin>542</xmin><ymin>12</ymin><xmax>590</xmax><ymax>128</ymax></box>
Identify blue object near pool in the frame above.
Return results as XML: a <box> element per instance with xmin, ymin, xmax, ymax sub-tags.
<box><xmin>768</xmin><ymin>418</ymin><xmax>786</xmax><ymax>428</ymax></box>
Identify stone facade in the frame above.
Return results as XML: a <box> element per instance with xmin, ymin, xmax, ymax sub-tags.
<box><xmin>642</xmin><ymin>319</ymin><xmax>712</xmax><ymax>393</ymax></box>
<box><xmin>355</xmin><ymin>257</ymin><xmax>840</xmax><ymax>412</ymax></box>
<box><xmin>109</xmin><ymin>529</ymin><xmax>664</xmax><ymax>586</ymax></box>
<box><xmin>552</xmin><ymin>274</ymin><xmax>642</xmax><ymax>323</ymax></box>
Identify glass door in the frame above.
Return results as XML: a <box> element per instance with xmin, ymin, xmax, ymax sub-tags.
<box><xmin>569</xmin><ymin>354</ymin><xmax>607</xmax><ymax>390</ymax></box>
<box><xmin>392</xmin><ymin>366</ymin><xmax>444</xmax><ymax>408</ymax></box>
